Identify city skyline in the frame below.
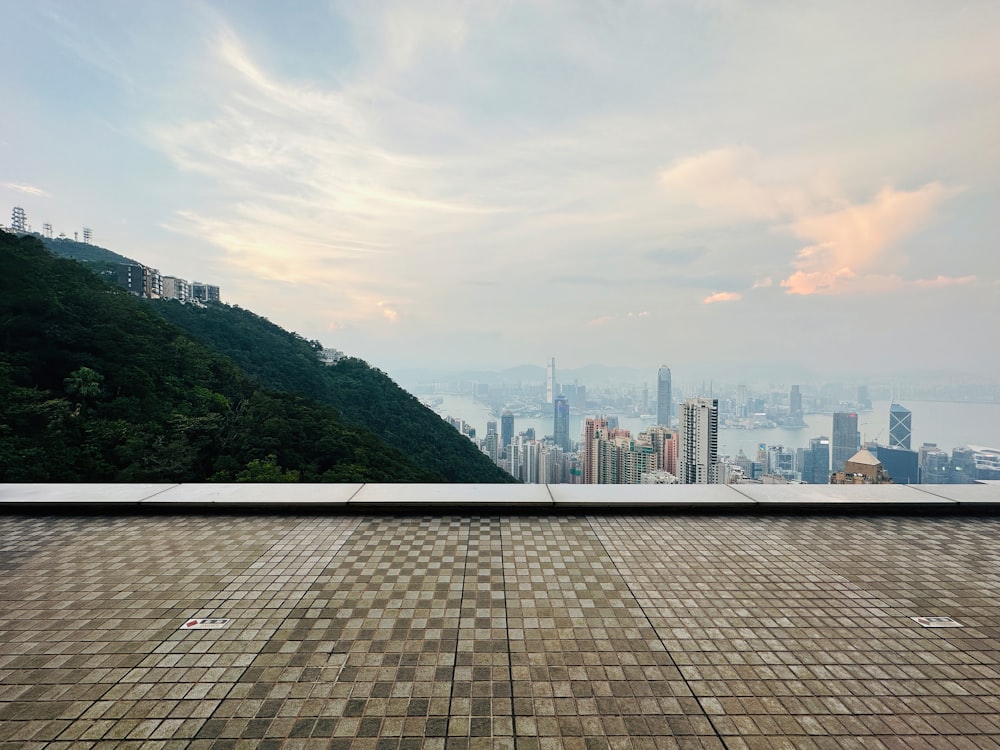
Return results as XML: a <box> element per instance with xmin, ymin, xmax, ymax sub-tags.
<box><xmin>3</xmin><ymin>2</ymin><xmax>999</xmax><ymax>374</ymax></box>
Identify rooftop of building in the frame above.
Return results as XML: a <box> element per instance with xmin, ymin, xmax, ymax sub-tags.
<box><xmin>2</xmin><ymin>483</ymin><xmax>999</xmax><ymax>749</ymax></box>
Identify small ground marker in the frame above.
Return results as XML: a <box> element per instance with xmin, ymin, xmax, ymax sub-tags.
<box><xmin>180</xmin><ymin>617</ymin><xmax>231</xmax><ymax>630</ymax></box>
<box><xmin>911</xmin><ymin>616</ymin><xmax>962</xmax><ymax>628</ymax></box>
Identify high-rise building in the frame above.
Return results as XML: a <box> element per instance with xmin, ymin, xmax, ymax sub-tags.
<box><xmin>553</xmin><ymin>395</ymin><xmax>571</xmax><ymax>452</ymax></box>
<box><xmin>500</xmin><ymin>410</ymin><xmax>514</xmax><ymax>453</ymax></box>
<box><xmin>678</xmin><ymin>397</ymin><xmax>719</xmax><ymax>484</ymax></box>
<box><xmin>869</xmin><ymin>444</ymin><xmax>918</xmax><ymax>484</ymax></box>
<box><xmin>918</xmin><ymin>443</ymin><xmax>950</xmax><ymax>484</ymax></box>
<box><xmin>789</xmin><ymin>385</ymin><xmax>804</xmax><ymax>426</ymax></box>
<box><xmin>857</xmin><ymin>385</ymin><xmax>872</xmax><ymax>410</ymax></box>
<box><xmin>484</xmin><ymin>431</ymin><xmax>499</xmax><ymax>464</ymax></box>
<box><xmin>889</xmin><ymin>403</ymin><xmax>912</xmax><ymax>449</ymax></box>
<box><xmin>832</xmin><ymin>412</ymin><xmax>859</xmax><ymax>473</ymax></box>
<box><xmin>656</xmin><ymin>366</ymin><xmax>672</xmax><ymax>426</ymax></box>
<box><xmin>801</xmin><ymin>436</ymin><xmax>830</xmax><ymax>484</ymax></box>
<box><xmin>582</xmin><ymin>417</ymin><xmax>608</xmax><ymax>484</ymax></box>
<box><xmin>736</xmin><ymin>385</ymin><xmax>748</xmax><ymax>418</ymax></box>
<box><xmin>546</xmin><ymin>357</ymin><xmax>556</xmax><ymax>404</ymax></box>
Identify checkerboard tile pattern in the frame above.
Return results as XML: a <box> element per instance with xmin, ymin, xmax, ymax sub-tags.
<box><xmin>1</xmin><ymin>511</ymin><xmax>998</xmax><ymax>749</ymax></box>
<box><xmin>591</xmin><ymin>514</ymin><xmax>1000</xmax><ymax>749</ymax></box>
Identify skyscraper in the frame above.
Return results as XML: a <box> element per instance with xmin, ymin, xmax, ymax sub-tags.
<box><xmin>656</xmin><ymin>366</ymin><xmax>672</xmax><ymax>426</ymax></box>
<box><xmin>832</xmin><ymin>412</ymin><xmax>860</xmax><ymax>473</ymax></box>
<box><xmin>678</xmin><ymin>397</ymin><xmax>719</xmax><ymax>484</ymax></box>
<box><xmin>553</xmin><ymin>395</ymin><xmax>571</xmax><ymax>452</ymax></box>
<box><xmin>801</xmin><ymin>436</ymin><xmax>830</xmax><ymax>484</ymax></box>
<box><xmin>889</xmin><ymin>403</ymin><xmax>912</xmax><ymax>449</ymax></box>
<box><xmin>789</xmin><ymin>385</ymin><xmax>803</xmax><ymax>426</ymax></box>
<box><xmin>582</xmin><ymin>417</ymin><xmax>608</xmax><ymax>484</ymax></box>
<box><xmin>546</xmin><ymin>357</ymin><xmax>556</xmax><ymax>404</ymax></box>
<box><xmin>500</xmin><ymin>410</ymin><xmax>514</xmax><ymax>454</ymax></box>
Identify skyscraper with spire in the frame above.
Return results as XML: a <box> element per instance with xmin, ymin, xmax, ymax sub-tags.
<box><xmin>546</xmin><ymin>357</ymin><xmax>556</xmax><ymax>404</ymax></box>
<box><xmin>656</xmin><ymin>366</ymin><xmax>672</xmax><ymax>426</ymax></box>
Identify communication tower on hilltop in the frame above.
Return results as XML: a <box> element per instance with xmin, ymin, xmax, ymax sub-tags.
<box><xmin>82</xmin><ymin>227</ymin><xmax>92</xmax><ymax>244</ymax></box>
<box><xmin>43</xmin><ymin>223</ymin><xmax>53</xmax><ymax>238</ymax></box>
<box><xmin>10</xmin><ymin>206</ymin><xmax>27</xmax><ymax>232</ymax></box>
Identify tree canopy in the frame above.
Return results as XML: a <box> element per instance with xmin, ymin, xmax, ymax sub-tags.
<box><xmin>0</xmin><ymin>231</ymin><xmax>443</xmax><ymax>482</ymax></box>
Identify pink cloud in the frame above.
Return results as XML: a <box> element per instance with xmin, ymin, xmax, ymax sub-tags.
<box><xmin>781</xmin><ymin>183</ymin><xmax>949</xmax><ymax>295</ymax></box>
<box><xmin>703</xmin><ymin>291</ymin><xmax>742</xmax><ymax>304</ymax></box>
<box><xmin>377</xmin><ymin>301</ymin><xmax>399</xmax><ymax>322</ymax></box>
<box><xmin>912</xmin><ymin>274</ymin><xmax>977</xmax><ymax>288</ymax></box>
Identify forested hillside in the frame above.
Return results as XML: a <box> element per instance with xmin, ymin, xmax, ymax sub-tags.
<box><xmin>154</xmin><ymin>301</ymin><xmax>516</xmax><ymax>483</ymax></box>
<box><xmin>0</xmin><ymin>231</ymin><xmax>439</xmax><ymax>482</ymax></box>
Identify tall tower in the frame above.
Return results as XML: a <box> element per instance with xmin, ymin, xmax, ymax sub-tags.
<box><xmin>500</xmin><ymin>410</ymin><xmax>514</xmax><ymax>453</ymax></box>
<box><xmin>678</xmin><ymin>397</ymin><xmax>719</xmax><ymax>484</ymax></box>
<box><xmin>789</xmin><ymin>385</ymin><xmax>803</xmax><ymax>424</ymax></box>
<box><xmin>553</xmin><ymin>395</ymin><xmax>571</xmax><ymax>452</ymax></box>
<box><xmin>656</xmin><ymin>366</ymin><xmax>672</xmax><ymax>426</ymax></box>
<box><xmin>582</xmin><ymin>417</ymin><xmax>608</xmax><ymax>484</ymax></box>
<box><xmin>546</xmin><ymin>357</ymin><xmax>556</xmax><ymax>404</ymax></box>
<box><xmin>831</xmin><ymin>412</ymin><xmax>860</xmax><ymax>473</ymax></box>
<box><xmin>10</xmin><ymin>206</ymin><xmax>27</xmax><ymax>232</ymax></box>
<box><xmin>82</xmin><ymin>227</ymin><xmax>92</xmax><ymax>244</ymax></box>
<box><xmin>889</xmin><ymin>403</ymin><xmax>912</xmax><ymax>449</ymax></box>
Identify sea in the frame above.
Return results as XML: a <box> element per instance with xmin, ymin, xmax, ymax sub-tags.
<box><xmin>428</xmin><ymin>396</ymin><xmax>1000</xmax><ymax>455</ymax></box>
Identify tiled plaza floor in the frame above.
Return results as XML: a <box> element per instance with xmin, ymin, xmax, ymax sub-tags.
<box><xmin>1</xmin><ymin>512</ymin><xmax>998</xmax><ymax>749</ymax></box>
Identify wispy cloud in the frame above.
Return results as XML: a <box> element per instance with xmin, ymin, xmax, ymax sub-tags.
<box><xmin>587</xmin><ymin>311</ymin><xmax>650</xmax><ymax>326</ymax></box>
<box><xmin>2</xmin><ymin>182</ymin><xmax>50</xmax><ymax>198</ymax></box>
<box><xmin>703</xmin><ymin>291</ymin><xmax>741</xmax><ymax>304</ymax></box>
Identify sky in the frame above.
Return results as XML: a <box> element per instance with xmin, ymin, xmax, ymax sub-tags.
<box><xmin>3</xmin><ymin>1</ymin><xmax>999</xmax><ymax>380</ymax></box>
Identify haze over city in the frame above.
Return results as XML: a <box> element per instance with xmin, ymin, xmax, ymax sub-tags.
<box><xmin>3</xmin><ymin>1</ymin><xmax>999</xmax><ymax>376</ymax></box>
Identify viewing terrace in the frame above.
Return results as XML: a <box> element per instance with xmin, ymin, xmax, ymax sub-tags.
<box><xmin>1</xmin><ymin>483</ymin><xmax>998</xmax><ymax>749</ymax></box>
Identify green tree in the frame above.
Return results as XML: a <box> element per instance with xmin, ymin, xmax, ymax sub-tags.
<box><xmin>235</xmin><ymin>454</ymin><xmax>301</xmax><ymax>482</ymax></box>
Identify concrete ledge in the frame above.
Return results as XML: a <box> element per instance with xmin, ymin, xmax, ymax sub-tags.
<box><xmin>348</xmin><ymin>483</ymin><xmax>554</xmax><ymax>509</ymax></box>
<box><xmin>0</xmin><ymin>483</ymin><xmax>177</xmax><ymax>507</ymax></box>
<box><xmin>731</xmin><ymin>483</ymin><xmax>958</xmax><ymax>507</ymax></box>
<box><xmin>1</xmin><ymin>483</ymin><xmax>998</xmax><ymax>511</ymax></box>
<box><xmin>548</xmin><ymin>483</ymin><xmax>753</xmax><ymax>508</ymax></box>
<box><xmin>143</xmin><ymin>483</ymin><xmax>363</xmax><ymax>507</ymax></box>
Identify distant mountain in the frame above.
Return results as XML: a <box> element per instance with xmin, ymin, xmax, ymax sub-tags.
<box><xmin>0</xmin><ymin>230</ymin><xmax>461</xmax><ymax>483</ymax></box>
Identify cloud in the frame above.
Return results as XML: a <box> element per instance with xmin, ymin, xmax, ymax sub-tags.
<box><xmin>2</xmin><ymin>182</ymin><xmax>50</xmax><ymax>198</ymax></box>
<box><xmin>660</xmin><ymin>147</ymin><xmax>813</xmax><ymax>221</ymax></box>
<box><xmin>378</xmin><ymin>301</ymin><xmax>399</xmax><ymax>322</ymax></box>
<box><xmin>911</xmin><ymin>274</ymin><xmax>977</xmax><ymax>289</ymax></box>
<box><xmin>702</xmin><ymin>291</ymin><xmax>742</xmax><ymax>304</ymax></box>
<box><xmin>587</xmin><ymin>311</ymin><xmax>650</xmax><ymax>326</ymax></box>
<box><xmin>752</xmin><ymin>277</ymin><xmax>773</xmax><ymax>289</ymax></box>
<box><xmin>781</xmin><ymin>183</ymin><xmax>949</xmax><ymax>295</ymax></box>
<box><xmin>662</xmin><ymin>147</ymin><xmax>958</xmax><ymax>297</ymax></box>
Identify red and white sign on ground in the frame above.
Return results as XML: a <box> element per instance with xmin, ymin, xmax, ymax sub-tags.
<box><xmin>180</xmin><ymin>617</ymin><xmax>231</xmax><ymax>630</ymax></box>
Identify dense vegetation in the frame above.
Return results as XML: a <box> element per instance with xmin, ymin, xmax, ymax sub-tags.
<box><xmin>153</xmin><ymin>301</ymin><xmax>516</xmax><ymax>483</ymax></box>
<box><xmin>0</xmin><ymin>231</ymin><xmax>441</xmax><ymax>482</ymax></box>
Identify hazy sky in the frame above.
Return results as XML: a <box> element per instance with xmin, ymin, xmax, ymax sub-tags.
<box><xmin>3</xmin><ymin>1</ymin><xmax>999</xmax><ymax>378</ymax></box>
